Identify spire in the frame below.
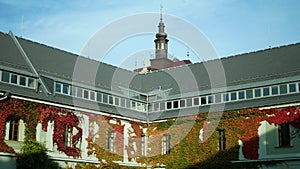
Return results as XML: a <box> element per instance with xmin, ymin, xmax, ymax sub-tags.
<box><xmin>154</xmin><ymin>5</ymin><xmax>169</xmax><ymax>59</ymax></box>
<box><xmin>160</xmin><ymin>4</ymin><xmax>163</xmax><ymax>22</ymax></box>
<box><xmin>158</xmin><ymin>5</ymin><xmax>165</xmax><ymax>34</ymax></box>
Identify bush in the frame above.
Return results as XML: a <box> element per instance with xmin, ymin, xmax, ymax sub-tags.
<box><xmin>17</xmin><ymin>141</ymin><xmax>61</xmax><ymax>169</ymax></box>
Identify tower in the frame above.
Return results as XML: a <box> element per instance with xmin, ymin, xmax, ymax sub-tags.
<box><xmin>150</xmin><ymin>6</ymin><xmax>172</xmax><ymax>70</ymax></box>
<box><xmin>154</xmin><ymin>9</ymin><xmax>169</xmax><ymax>59</ymax></box>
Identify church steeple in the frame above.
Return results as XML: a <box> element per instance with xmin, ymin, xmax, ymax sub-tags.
<box><xmin>150</xmin><ymin>6</ymin><xmax>172</xmax><ymax>70</ymax></box>
<box><xmin>154</xmin><ymin>6</ymin><xmax>169</xmax><ymax>59</ymax></box>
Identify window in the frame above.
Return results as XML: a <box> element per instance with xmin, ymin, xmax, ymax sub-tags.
<box><xmin>103</xmin><ymin>94</ymin><xmax>108</xmax><ymax>103</ymax></box>
<box><xmin>97</xmin><ymin>93</ymin><xmax>102</xmax><ymax>102</ymax></box>
<box><xmin>217</xmin><ymin>129</ymin><xmax>226</xmax><ymax>151</ymax></box>
<box><xmin>246</xmin><ymin>89</ymin><xmax>253</xmax><ymax>99</ymax></box>
<box><xmin>126</xmin><ymin>99</ymin><xmax>131</xmax><ymax>108</ymax></box>
<box><xmin>132</xmin><ymin>101</ymin><xmax>136</xmax><ymax>109</ymax></box>
<box><xmin>215</xmin><ymin>94</ymin><xmax>221</xmax><ymax>103</ymax></box>
<box><xmin>223</xmin><ymin>93</ymin><xmax>229</xmax><ymax>102</ymax></box>
<box><xmin>55</xmin><ymin>83</ymin><xmax>61</xmax><ymax>93</ymax></box>
<box><xmin>120</xmin><ymin>98</ymin><xmax>125</xmax><ymax>107</ymax></box>
<box><xmin>63</xmin><ymin>84</ymin><xmax>69</xmax><ymax>94</ymax></box>
<box><xmin>107</xmin><ymin>130</ymin><xmax>115</xmax><ymax>152</ymax></box>
<box><xmin>19</xmin><ymin>76</ymin><xmax>26</xmax><ymax>86</ymax></box>
<box><xmin>180</xmin><ymin>99</ymin><xmax>186</xmax><ymax>108</ymax></box>
<box><xmin>0</xmin><ymin>71</ymin><xmax>36</xmax><ymax>89</ymax></box>
<box><xmin>114</xmin><ymin>97</ymin><xmax>119</xmax><ymax>106</ymax></box>
<box><xmin>162</xmin><ymin>134</ymin><xmax>170</xmax><ymax>155</ymax></box>
<box><xmin>278</xmin><ymin>123</ymin><xmax>291</xmax><ymax>147</ymax></box>
<box><xmin>64</xmin><ymin>126</ymin><xmax>73</xmax><ymax>147</ymax></box>
<box><xmin>289</xmin><ymin>83</ymin><xmax>296</xmax><ymax>93</ymax></box>
<box><xmin>90</xmin><ymin>91</ymin><xmax>95</xmax><ymax>101</ymax></box>
<box><xmin>11</xmin><ymin>74</ymin><xmax>18</xmax><ymax>84</ymax></box>
<box><xmin>166</xmin><ymin>102</ymin><xmax>172</xmax><ymax>109</ymax></box>
<box><xmin>193</xmin><ymin>97</ymin><xmax>199</xmax><ymax>106</ymax></box>
<box><xmin>83</xmin><ymin>90</ymin><xmax>89</xmax><ymax>99</ymax></box>
<box><xmin>201</xmin><ymin>96</ymin><xmax>207</xmax><ymax>105</ymax></box>
<box><xmin>187</xmin><ymin>98</ymin><xmax>192</xmax><ymax>107</ymax></box>
<box><xmin>154</xmin><ymin>102</ymin><xmax>159</xmax><ymax>111</ymax></box>
<box><xmin>109</xmin><ymin>96</ymin><xmax>114</xmax><ymax>104</ymax></box>
<box><xmin>8</xmin><ymin>118</ymin><xmax>20</xmax><ymax>141</ymax></box>
<box><xmin>1</xmin><ymin>71</ymin><xmax>9</xmax><ymax>82</ymax></box>
<box><xmin>160</xmin><ymin>102</ymin><xmax>165</xmax><ymax>111</ymax></box>
<box><xmin>254</xmin><ymin>88</ymin><xmax>261</xmax><ymax>97</ymax></box>
<box><xmin>70</xmin><ymin>86</ymin><xmax>76</xmax><ymax>96</ymax></box>
<box><xmin>131</xmin><ymin>101</ymin><xmax>137</xmax><ymax>110</ymax></box>
<box><xmin>173</xmin><ymin>100</ymin><xmax>179</xmax><ymax>109</ymax></box>
<box><xmin>271</xmin><ymin>86</ymin><xmax>279</xmax><ymax>95</ymax></box>
<box><xmin>141</xmin><ymin>135</ymin><xmax>146</xmax><ymax>156</ymax></box>
<box><xmin>263</xmin><ymin>87</ymin><xmax>270</xmax><ymax>96</ymax></box>
<box><xmin>208</xmin><ymin>95</ymin><xmax>214</xmax><ymax>104</ymax></box>
<box><xmin>137</xmin><ymin>102</ymin><xmax>143</xmax><ymax>111</ymax></box>
<box><xmin>231</xmin><ymin>92</ymin><xmax>237</xmax><ymax>101</ymax></box>
<box><xmin>280</xmin><ymin>84</ymin><xmax>287</xmax><ymax>94</ymax></box>
<box><xmin>238</xmin><ymin>91</ymin><xmax>245</xmax><ymax>100</ymax></box>
<box><xmin>28</xmin><ymin>78</ymin><xmax>35</xmax><ymax>88</ymax></box>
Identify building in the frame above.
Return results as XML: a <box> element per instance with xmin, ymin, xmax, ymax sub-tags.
<box><xmin>0</xmin><ymin>15</ymin><xmax>300</xmax><ymax>169</ymax></box>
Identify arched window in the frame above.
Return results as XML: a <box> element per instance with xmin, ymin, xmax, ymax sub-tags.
<box><xmin>5</xmin><ymin>116</ymin><xmax>23</xmax><ymax>141</ymax></box>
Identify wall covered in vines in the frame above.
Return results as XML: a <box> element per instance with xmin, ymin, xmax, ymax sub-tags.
<box><xmin>1</xmin><ymin>97</ymin><xmax>300</xmax><ymax>169</ymax></box>
<box><xmin>0</xmin><ymin>98</ymin><xmax>82</xmax><ymax>158</ymax></box>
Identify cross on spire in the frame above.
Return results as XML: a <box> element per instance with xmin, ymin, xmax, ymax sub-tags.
<box><xmin>160</xmin><ymin>4</ymin><xmax>163</xmax><ymax>22</ymax></box>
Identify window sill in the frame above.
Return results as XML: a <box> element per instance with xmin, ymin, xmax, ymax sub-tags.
<box><xmin>275</xmin><ymin>145</ymin><xmax>294</xmax><ymax>149</ymax></box>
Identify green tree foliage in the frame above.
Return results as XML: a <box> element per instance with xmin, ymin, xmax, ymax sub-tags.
<box><xmin>16</xmin><ymin>141</ymin><xmax>61</xmax><ymax>169</ymax></box>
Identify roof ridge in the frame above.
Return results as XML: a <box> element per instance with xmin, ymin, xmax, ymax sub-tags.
<box><xmin>3</xmin><ymin>31</ymin><xmax>137</xmax><ymax>75</ymax></box>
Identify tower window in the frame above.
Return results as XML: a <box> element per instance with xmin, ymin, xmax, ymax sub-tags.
<box><xmin>161</xmin><ymin>42</ymin><xmax>164</xmax><ymax>49</ymax></box>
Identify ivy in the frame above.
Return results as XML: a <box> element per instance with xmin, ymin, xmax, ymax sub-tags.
<box><xmin>37</xmin><ymin>105</ymin><xmax>83</xmax><ymax>158</ymax></box>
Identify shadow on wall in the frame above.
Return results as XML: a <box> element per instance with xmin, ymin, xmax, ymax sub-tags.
<box><xmin>186</xmin><ymin>123</ymin><xmax>299</xmax><ymax>169</ymax></box>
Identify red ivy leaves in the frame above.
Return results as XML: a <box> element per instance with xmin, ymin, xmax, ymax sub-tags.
<box><xmin>37</xmin><ymin>106</ymin><xmax>82</xmax><ymax>158</ymax></box>
<box><xmin>0</xmin><ymin>99</ymin><xmax>34</xmax><ymax>154</ymax></box>
<box><xmin>263</xmin><ymin>106</ymin><xmax>300</xmax><ymax>128</ymax></box>
<box><xmin>237</xmin><ymin>107</ymin><xmax>300</xmax><ymax>160</ymax></box>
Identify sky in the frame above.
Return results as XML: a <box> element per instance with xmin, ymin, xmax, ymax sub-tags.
<box><xmin>1</xmin><ymin>0</ymin><xmax>300</xmax><ymax>70</ymax></box>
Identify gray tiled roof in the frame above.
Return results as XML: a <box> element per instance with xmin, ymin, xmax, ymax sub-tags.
<box><xmin>1</xmin><ymin>31</ymin><xmax>300</xmax><ymax>121</ymax></box>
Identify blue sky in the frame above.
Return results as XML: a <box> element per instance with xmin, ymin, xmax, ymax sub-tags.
<box><xmin>1</xmin><ymin>0</ymin><xmax>299</xmax><ymax>69</ymax></box>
